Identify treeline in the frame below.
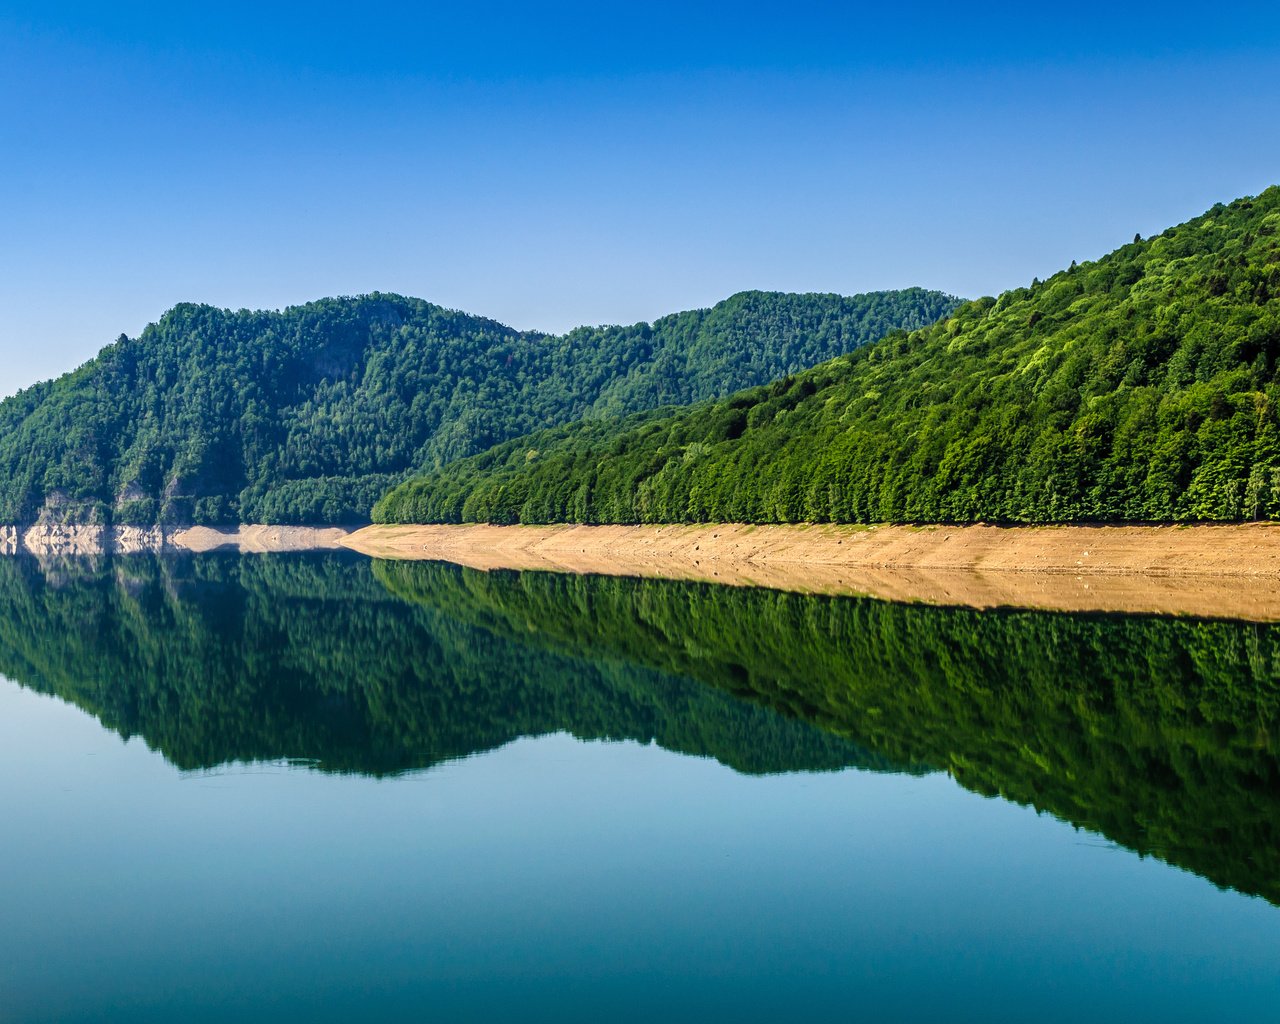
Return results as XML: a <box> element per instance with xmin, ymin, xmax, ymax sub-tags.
<box><xmin>377</xmin><ymin>189</ymin><xmax>1280</xmax><ymax>525</ymax></box>
<box><xmin>378</xmin><ymin>560</ymin><xmax>1280</xmax><ymax>904</ymax></box>
<box><xmin>0</xmin><ymin>289</ymin><xmax>959</xmax><ymax>526</ymax></box>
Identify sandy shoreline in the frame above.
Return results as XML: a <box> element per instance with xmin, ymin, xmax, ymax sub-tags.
<box><xmin>343</xmin><ymin>521</ymin><xmax>1280</xmax><ymax>621</ymax></box>
<box><xmin>169</xmin><ymin>525</ymin><xmax>353</xmax><ymax>553</ymax></box>
<box><xmin>7</xmin><ymin>517</ymin><xmax>1280</xmax><ymax>620</ymax></box>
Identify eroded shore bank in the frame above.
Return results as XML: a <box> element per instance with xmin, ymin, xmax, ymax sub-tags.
<box><xmin>343</xmin><ymin>522</ymin><xmax>1280</xmax><ymax>621</ymax></box>
<box><xmin>7</xmin><ymin>519</ymin><xmax>1280</xmax><ymax>620</ymax></box>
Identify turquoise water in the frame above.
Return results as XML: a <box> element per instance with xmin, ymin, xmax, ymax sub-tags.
<box><xmin>0</xmin><ymin>553</ymin><xmax>1276</xmax><ymax>1022</ymax></box>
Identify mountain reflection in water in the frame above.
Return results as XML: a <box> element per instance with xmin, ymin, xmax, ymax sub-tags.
<box><xmin>0</xmin><ymin>552</ymin><xmax>1276</xmax><ymax>904</ymax></box>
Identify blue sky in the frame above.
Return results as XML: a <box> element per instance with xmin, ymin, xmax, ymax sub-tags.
<box><xmin>2</xmin><ymin>2</ymin><xmax>1280</xmax><ymax>396</ymax></box>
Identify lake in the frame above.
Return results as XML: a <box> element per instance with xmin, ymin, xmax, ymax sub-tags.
<box><xmin>0</xmin><ymin>552</ymin><xmax>1277</xmax><ymax>1022</ymax></box>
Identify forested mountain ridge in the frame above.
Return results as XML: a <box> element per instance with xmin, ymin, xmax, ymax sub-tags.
<box><xmin>376</xmin><ymin>188</ymin><xmax>1280</xmax><ymax>526</ymax></box>
<box><xmin>0</xmin><ymin>288</ymin><xmax>959</xmax><ymax>525</ymax></box>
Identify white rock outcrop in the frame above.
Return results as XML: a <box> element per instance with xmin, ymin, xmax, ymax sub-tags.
<box><xmin>20</xmin><ymin>524</ymin><xmax>107</xmax><ymax>556</ymax></box>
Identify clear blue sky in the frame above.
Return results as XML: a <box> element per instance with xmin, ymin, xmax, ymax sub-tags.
<box><xmin>2</xmin><ymin>1</ymin><xmax>1280</xmax><ymax>396</ymax></box>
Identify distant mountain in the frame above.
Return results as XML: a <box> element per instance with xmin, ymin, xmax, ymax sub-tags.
<box><xmin>376</xmin><ymin>189</ymin><xmax>1280</xmax><ymax>525</ymax></box>
<box><xmin>0</xmin><ymin>289</ymin><xmax>959</xmax><ymax>526</ymax></box>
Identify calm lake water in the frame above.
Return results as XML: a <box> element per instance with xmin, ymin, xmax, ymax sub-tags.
<box><xmin>0</xmin><ymin>552</ymin><xmax>1277</xmax><ymax>1022</ymax></box>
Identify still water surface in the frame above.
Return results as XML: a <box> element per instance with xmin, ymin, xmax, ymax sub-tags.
<box><xmin>0</xmin><ymin>552</ymin><xmax>1276</xmax><ymax>1022</ymax></box>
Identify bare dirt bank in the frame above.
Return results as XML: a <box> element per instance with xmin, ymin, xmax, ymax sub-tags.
<box><xmin>343</xmin><ymin>522</ymin><xmax>1280</xmax><ymax>621</ymax></box>
<box><xmin>167</xmin><ymin>525</ymin><xmax>353</xmax><ymax>553</ymax></box>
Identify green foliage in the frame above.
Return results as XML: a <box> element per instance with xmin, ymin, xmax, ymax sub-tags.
<box><xmin>378</xmin><ymin>189</ymin><xmax>1280</xmax><ymax>525</ymax></box>
<box><xmin>0</xmin><ymin>289</ymin><xmax>959</xmax><ymax>526</ymax></box>
<box><xmin>379</xmin><ymin>561</ymin><xmax>1280</xmax><ymax>904</ymax></box>
<box><xmin>0</xmin><ymin>553</ymin><xmax>869</xmax><ymax>776</ymax></box>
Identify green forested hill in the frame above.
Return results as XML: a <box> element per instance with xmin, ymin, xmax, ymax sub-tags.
<box><xmin>0</xmin><ymin>288</ymin><xmax>958</xmax><ymax>525</ymax></box>
<box><xmin>377</xmin><ymin>189</ymin><xmax>1280</xmax><ymax>525</ymax></box>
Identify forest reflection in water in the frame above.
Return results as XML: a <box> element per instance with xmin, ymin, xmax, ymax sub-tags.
<box><xmin>0</xmin><ymin>551</ymin><xmax>1276</xmax><ymax>904</ymax></box>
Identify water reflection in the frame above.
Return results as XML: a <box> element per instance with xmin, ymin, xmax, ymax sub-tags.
<box><xmin>382</xmin><ymin>561</ymin><xmax>1280</xmax><ymax>904</ymax></box>
<box><xmin>0</xmin><ymin>553</ymin><xmax>874</xmax><ymax>777</ymax></box>
<box><xmin>1</xmin><ymin>552</ymin><xmax>1277</xmax><ymax>904</ymax></box>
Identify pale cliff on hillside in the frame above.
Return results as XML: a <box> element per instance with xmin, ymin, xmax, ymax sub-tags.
<box><xmin>1</xmin><ymin>524</ymin><xmax>352</xmax><ymax>556</ymax></box>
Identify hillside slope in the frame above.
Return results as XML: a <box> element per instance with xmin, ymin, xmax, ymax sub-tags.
<box><xmin>0</xmin><ymin>288</ymin><xmax>957</xmax><ymax>525</ymax></box>
<box><xmin>377</xmin><ymin>189</ymin><xmax>1280</xmax><ymax>525</ymax></box>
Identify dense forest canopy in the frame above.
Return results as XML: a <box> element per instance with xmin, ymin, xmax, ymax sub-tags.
<box><xmin>0</xmin><ymin>289</ymin><xmax>959</xmax><ymax>526</ymax></box>
<box><xmin>377</xmin><ymin>188</ymin><xmax>1280</xmax><ymax>525</ymax></box>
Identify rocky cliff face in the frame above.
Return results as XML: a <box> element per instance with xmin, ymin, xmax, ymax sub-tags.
<box><xmin>14</xmin><ymin>525</ymin><xmax>188</xmax><ymax>555</ymax></box>
<box><xmin>0</xmin><ymin>524</ymin><xmax>351</xmax><ymax>556</ymax></box>
<box><xmin>18</xmin><ymin>524</ymin><xmax>111</xmax><ymax>556</ymax></box>
<box><xmin>113</xmin><ymin>526</ymin><xmax>169</xmax><ymax>554</ymax></box>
